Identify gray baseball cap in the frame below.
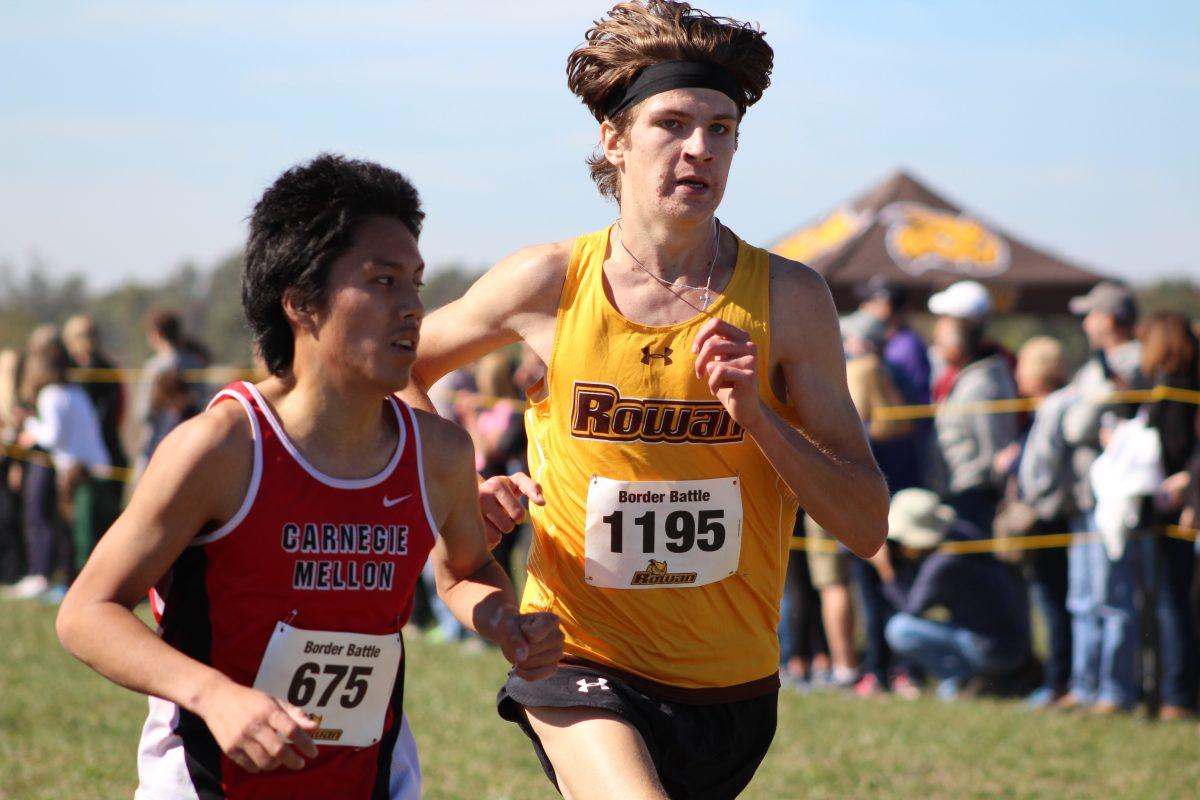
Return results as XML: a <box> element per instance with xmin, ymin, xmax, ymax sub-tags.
<box><xmin>1069</xmin><ymin>282</ymin><xmax>1138</xmax><ymax>323</ymax></box>
<box><xmin>839</xmin><ymin>310</ymin><xmax>888</xmax><ymax>352</ymax></box>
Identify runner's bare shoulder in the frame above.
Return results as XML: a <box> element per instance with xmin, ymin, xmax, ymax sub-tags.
<box><xmin>407</xmin><ymin>407</ymin><xmax>477</xmax><ymax>525</ymax></box>
<box><xmin>766</xmin><ymin>251</ymin><xmax>840</xmax><ymax>357</ymax></box>
<box><xmin>766</xmin><ymin>252</ymin><xmax>832</xmax><ymax>307</ymax></box>
<box><xmin>469</xmin><ymin>239</ymin><xmax>575</xmax><ymax>321</ymax></box>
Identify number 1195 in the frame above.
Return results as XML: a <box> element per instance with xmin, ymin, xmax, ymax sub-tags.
<box><xmin>600</xmin><ymin>509</ymin><xmax>725</xmax><ymax>554</ymax></box>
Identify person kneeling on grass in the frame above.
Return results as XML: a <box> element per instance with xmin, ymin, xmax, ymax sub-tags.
<box><xmin>55</xmin><ymin>154</ymin><xmax>562</xmax><ymax>800</ymax></box>
<box><xmin>868</xmin><ymin>489</ymin><xmax>1030</xmax><ymax>701</ymax></box>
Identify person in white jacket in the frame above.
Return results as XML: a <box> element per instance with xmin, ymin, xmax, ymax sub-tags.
<box><xmin>4</xmin><ymin>325</ymin><xmax>110</xmax><ymax>600</ymax></box>
<box><xmin>1055</xmin><ymin>282</ymin><xmax>1144</xmax><ymax>714</ymax></box>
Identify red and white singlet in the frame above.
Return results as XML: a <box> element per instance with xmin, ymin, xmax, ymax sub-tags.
<box><xmin>137</xmin><ymin>381</ymin><xmax>437</xmax><ymax>800</ymax></box>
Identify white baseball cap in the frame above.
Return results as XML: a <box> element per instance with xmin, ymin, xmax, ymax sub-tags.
<box><xmin>927</xmin><ymin>281</ymin><xmax>991</xmax><ymax>321</ymax></box>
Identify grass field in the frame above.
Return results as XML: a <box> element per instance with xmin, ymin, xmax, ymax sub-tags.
<box><xmin>1</xmin><ymin>600</ymin><xmax>1196</xmax><ymax>800</ymax></box>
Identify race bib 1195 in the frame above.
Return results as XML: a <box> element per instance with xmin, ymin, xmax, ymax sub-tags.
<box><xmin>584</xmin><ymin>476</ymin><xmax>743</xmax><ymax>589</ymax></box>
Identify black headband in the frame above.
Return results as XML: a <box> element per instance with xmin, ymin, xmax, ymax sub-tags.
<box><xmin>601</xmin><ymin>60</ymin><xmax>744</xmax><ymax>120</ymax></box>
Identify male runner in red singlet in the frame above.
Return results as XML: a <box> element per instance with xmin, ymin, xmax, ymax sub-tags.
<box><xmin>56</xmin><ymin>154</ymin><xmax>562</xmax><ymax>800</ymax></box>
<box><xmin>400</xmin><ymin>3</ymin><xmax>889</xmax><ymax>798</ymax></box>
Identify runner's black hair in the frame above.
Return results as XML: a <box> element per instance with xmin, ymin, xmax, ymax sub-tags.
<box><xmin>244</xmin><ymin>154</ymin><xmax>424</xmax><ymax>376</ymax></box>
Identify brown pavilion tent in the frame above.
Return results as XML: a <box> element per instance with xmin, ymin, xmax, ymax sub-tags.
<box><xmin>771</xmin><ymin>170</ymin><xmax>1109</xmax><ymax>314</ymax></box>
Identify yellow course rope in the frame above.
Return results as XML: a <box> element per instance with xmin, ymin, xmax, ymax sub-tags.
<box><xmin>2</xmin><ymin>442</ymin><xmax>133</xmax><ymax>483</ymax></box>
<box><xmin>790</xmin><ymin>525</ymin><xmax>1198</xmax><ymax>554</ymax></box>
<box><xmin>4</xmin><ymin>439</ymin><xmax>1198</xmax><ymax>550</ymax></box>
<box><xmin>874</xmin><ymin>385</ymin><xmax>1200</xmax><ymax>422</ymax></box>
<box><xmin>62</xmin><ymin>367</ymin><xmax>1200</xmax><ymax>423</ymax></box>
<box><xmin>4</xmin><ymin>372</ymin><xmax>1197</xmax><ymax>519</ymax></box>
<box><xmin>65</xmin><ymin>367</ymin><xmax>260</xmax><ymax>384</ymax></box>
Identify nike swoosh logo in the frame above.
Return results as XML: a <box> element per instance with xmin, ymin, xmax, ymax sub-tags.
<box><xmin>382</xmin><ymin>494</ymin><xmax>412</xmax><ymax>508</ymax></box>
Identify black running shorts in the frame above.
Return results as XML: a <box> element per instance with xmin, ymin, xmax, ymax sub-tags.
<box><xmin>497</xmin><ymin>663</ymin><xmax>778</xmax><ymax>800</ymax></box>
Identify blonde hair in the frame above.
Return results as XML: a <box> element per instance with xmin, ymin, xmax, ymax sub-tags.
<box><xmin>567</xmin><ymin>1</ymin><xmax>773</xmax><ymax>201</ymax></box>
<box><xmin>1016</xmin><ymin>336</ymin><xmax>1067</xmax><ymax>392</ymax></box>
<box><xmin>475</xmin><ymin>351</ymin><xmax>519</xmax><ymax>401</ymax></box>
<box><xmin>19</xmin><ymin>324</ymin><xmax>70</xmax><ymax>405</ymax></box>
<box><xmin>62</xmin><ymin>313</ymin><xmax>99</xmax><ymax>355</ymax></box>
<box><xmin>0</xmin><ymin>349</ymin><xmax>20</xmax><ymax>430</ymax></box>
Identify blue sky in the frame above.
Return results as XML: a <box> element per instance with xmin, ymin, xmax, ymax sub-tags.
<box><xmin>1</xmin><ymin>1</ymin><xmax>1196</xmax><ymax>290</ymax></box>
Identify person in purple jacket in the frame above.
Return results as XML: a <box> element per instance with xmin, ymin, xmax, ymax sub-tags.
<box><xmin>857</xmin><ymin>275</ymin><xmax>931</xmax><ymax>408</ymax></box>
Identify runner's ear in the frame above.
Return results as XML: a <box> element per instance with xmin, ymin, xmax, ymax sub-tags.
<box><xmin>600</xmin><ymin>119</ymin><xmax>626</xmax><ymax>169</ymax></box>
<box><xmin>282</xmin><ymin>287</ymin><xmax>317</xmax><ymax>333</ymax></box>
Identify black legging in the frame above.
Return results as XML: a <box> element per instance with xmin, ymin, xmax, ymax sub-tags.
<box><xmin>1191</xmin><ymin>553</ymin><xmax>1200</xmax><ymax>650</ymax></box>
<box><xmin>0</xmin><ymin>457</ymin><xmax>25</xmax><ymax>582</ymax></box>
<box><xmin>22</xmin><ymin>462</ymin><xmax>70</xmax><ymax>580</ymax></box>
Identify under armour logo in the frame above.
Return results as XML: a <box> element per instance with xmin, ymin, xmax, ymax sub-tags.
<box><xmin>576</xmin><ymin>677</ymin><xmax>610</xmax><ymax>693</ymax></box>
<box><xmin>640</xmin><ymin>345</ymin><xmax>672</xmax><ymax>366</ymax></box>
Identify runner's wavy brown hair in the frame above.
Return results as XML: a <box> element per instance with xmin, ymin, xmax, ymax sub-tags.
<box><xmin>567</xmin><ymin>1</ymin><xmax>773</xmax><ymax>202</ymax></box>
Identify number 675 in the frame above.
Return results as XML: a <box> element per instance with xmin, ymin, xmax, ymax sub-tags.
<box><xmin>287</xmin><ymin>662</ymin><xmax>373</xmax><ymax>709</ymax></box>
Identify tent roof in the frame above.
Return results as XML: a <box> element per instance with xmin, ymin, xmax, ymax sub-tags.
<box><xmin>771</xmin><ymin>170</ymin><xmax>1110</xmax><ymax>314</ymax></box>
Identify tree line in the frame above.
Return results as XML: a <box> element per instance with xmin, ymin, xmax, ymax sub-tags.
<box><xmin>0</xmin><ymin>255</ymin><xmax>484</xmax><ymax>369</ymax></box>
<box><xmin>1</xmin><ymin>254</ymin><xmax>1197</xmax><ymax>372</ymax></box>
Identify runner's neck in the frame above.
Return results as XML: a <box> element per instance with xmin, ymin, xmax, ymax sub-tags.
<box><xmin>612</xmin><ymin>211</ymin><xmax>720</xmax><ymax>286</ymax></box>
<box><xmin>256</xmin><ymin>374</ymin><xmax>398</xmax><ymax>478</ymax></box>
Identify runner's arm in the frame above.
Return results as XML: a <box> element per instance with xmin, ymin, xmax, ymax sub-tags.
<box><xmin>56</xmin><ymin>406</ymin><xmax>318</xmax><ymax>772</ymax></box>
<box><xmin>399</xmin><ymin>241</ymin><xmax>569</xmax><ymax>412</ymax></box>
<box><xmin>766</xmin><ymin>262</ymin><xmax>889</xmax><ymax>556</ymax></box>
<box><xmin>693</xmin><ymin>259</ymin><xmax>888</xmax><ymax>557</ymax></box>
<box><xmin>420</xmin><ymin>411</ymin><xmax>562</xmax><ymax>679</ymax></box>
<box><xmin>399</xmin><ymin>243</ymin><xmax>567</xmax><ymax>536</ymax></box>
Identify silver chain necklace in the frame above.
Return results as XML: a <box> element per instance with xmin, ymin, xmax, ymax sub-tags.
<box><xmin>615</xmin><ymin>217</ymin><xmax>722</xmax><ymax>310</ymax></box>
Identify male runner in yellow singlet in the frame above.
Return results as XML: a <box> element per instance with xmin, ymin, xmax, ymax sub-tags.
<box><xmin>402</xmin><ymin>3</ymin><xmax>889</xmax><ymax>798</ymax></box>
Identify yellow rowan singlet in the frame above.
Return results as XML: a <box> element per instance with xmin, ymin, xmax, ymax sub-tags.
<box><xmin>522</xmin><ymin>225</ymin><xmax>800</xmax><ymax>695</ymax></box>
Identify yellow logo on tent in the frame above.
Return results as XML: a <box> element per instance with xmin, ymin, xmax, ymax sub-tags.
<box><xmin>773</xmin><ymin>207</ymin><xmax>872</xmax><ymax>264</ymax></box>
<box><xmin>881</xmin><ymin>202</ymin><xmax>1010</xmax><ymax>277</ymax></box>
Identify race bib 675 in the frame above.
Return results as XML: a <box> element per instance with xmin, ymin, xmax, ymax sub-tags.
<box><xmin>252</xmin><ymin>623</ymin><xmax>402</xmax><ymax>748</ymax></box>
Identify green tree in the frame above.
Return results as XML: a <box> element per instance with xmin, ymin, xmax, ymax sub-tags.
<box><xmin>1137</xmin><ymin>279</ymin><xmax>1200</xmax><ymax>319</ymax></box>
<box><xmin>421</xmin><ymin>264</ymin><xmax>483</xmax><ymax>310</ymax></box>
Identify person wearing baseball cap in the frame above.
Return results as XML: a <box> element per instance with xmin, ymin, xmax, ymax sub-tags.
<box><xmin>927</xmin><ymin>280</ymin><xmax>992</xmax><ymax>323</ymax></box>
<box><xmin>1068</xmin><ymin>281</ymin><xmax>1139</xmax><ymax>327</ymax></box>
<box><xmin>1055</xmin><ymin>280</ymin><xmax>1144</xmax><ymax>715</ymax></box>
<box><xmin>857</xmin><ymin>275</ymin><xmax>931</xmax><ymax>413</ymax></box>
<box><xmin>803</xmin><ymin>312</ymin><xmax>916</xmax><ymax>693</ymax></box>
<box><xmin>847</xmin><ymin>287</ymin><xmax>931</xmax><ymax>695</ymax></box>
<box><xmin>867</xmin><ymin>489</ymin><xmax>1031</xmax><ymax>700</ymax></box>
<box><xmin>926</xmin><ymin>281</ymin><xmax>1019</xmax><ymax>532</ymax></box>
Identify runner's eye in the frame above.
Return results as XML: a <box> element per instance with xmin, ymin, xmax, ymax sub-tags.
<box><xmin>710</xmin><ymin>123</ymin><xmax>730</xmax><ymax>135</ymax></box>
<box><xmin>375</xmin><ymin>276</ymin><xmax>395</xmax><ymax>287</ymax></box>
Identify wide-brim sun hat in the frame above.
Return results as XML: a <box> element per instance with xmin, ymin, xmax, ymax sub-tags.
<box><xmin>887</xmin><ymin>488</ymin><xmax>956</xmax><ymax>549</ymax></box>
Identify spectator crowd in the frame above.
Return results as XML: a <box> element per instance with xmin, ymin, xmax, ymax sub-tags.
<box><xmin>1</xmin><ymin>309</ymin><xmax>210</xmax><ymax>601</ymax></box>
<box><xmin>780</xmin><ymin>278</ymin><xmax>1200</xmax><ymax>721</ymax></box>
<box><xmin>2</xmin><ymin>283</ymin><xmax>1198</xmax><ymax>721</ymax></box>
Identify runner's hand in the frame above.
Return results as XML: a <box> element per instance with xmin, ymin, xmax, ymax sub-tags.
<box><xmin>197</xmin><ymin>679</ymin><xmax>319</xmax><ymax>773</ymax></box>
<box><xmin>492</xmin><ymin>609</ymin><xmax>563</xmax><ymax>681</ymax></box>
<box><xmin>693</xmin><ymin>318</ymin><xmax>765</xmax><ymax>429</ymax></box>
<box><xmin>478</xmin><ymin>472</ymin><xmax>545</xmax><ymax>548</ymax></box>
